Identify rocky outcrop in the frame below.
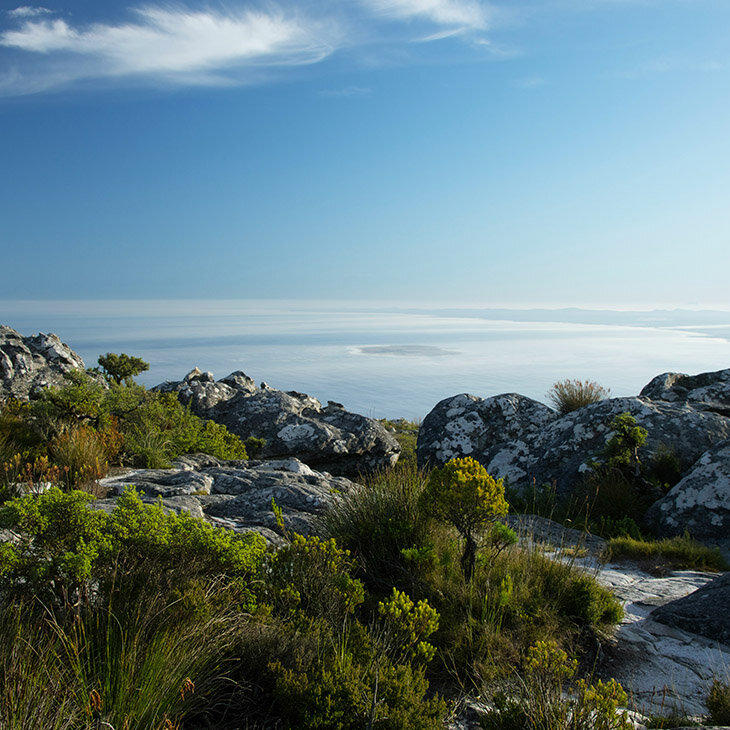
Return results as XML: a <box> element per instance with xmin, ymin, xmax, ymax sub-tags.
<box><xmin>650</xmin><ymin>571</ymin><xmax>730</xmax><ymax>645</ymax></box>
<box><xmin>645</xmin><ymin>441</ymin><xmax>730</xmax><ymax>541</ymax></box>
<box><xmin>0</xmin><ymin>326</ymin><xmax>88</xmax><ymax>401</ymax></box>
<box><xmin>641</xmin><ymin>368</ymin><xmax>730</xmax><ymax>416</ymax></box>
<box><xmin>97</xmin><ymin>453</ymin><xmax>359</xmax><ymax>543</ymax></box>
<box><xmin>418</xmin><ymin>392</ymin><xmax>730</xmax><ymax>496</ymax></box>
<box><xmin>155</xmin><ymin>369</ymin><xmax>400</xmax><ymax>477</ymax></box>
<box><xmin>416</xmin><ymin>393</ymin><xmax>557</xmax><ymax>483</ymax></box>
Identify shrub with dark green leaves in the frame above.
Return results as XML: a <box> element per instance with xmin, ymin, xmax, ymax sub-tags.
<box><xmin>96</xmin><ymin>352</ymin><xmax>149</xmax><ymax>385</ymax></box>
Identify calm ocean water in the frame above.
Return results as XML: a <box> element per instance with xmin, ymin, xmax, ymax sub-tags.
<box><xmin>3</xmin><ymin>300</ymin><xmax>730</xmax><ymax>420</ymax></box>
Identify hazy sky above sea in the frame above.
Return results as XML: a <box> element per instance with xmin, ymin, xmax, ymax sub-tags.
<box><xmin>1</xmin><ymin>1</ymin><xmax>729</xmax><ymax>306</ymax></box>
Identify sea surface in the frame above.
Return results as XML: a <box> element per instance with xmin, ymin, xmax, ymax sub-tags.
<box><xmin>3</xmin><ymin>300</ymin><xmax>730</xmax><ymax>421</ymax></box>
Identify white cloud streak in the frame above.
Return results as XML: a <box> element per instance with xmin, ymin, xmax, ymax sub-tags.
<box><xmin>7</xmin><ymin>6</ymin><xmax>53</xmax><ymax>18</ymax></box>
<box><xmin>0</xmin><ymin>1</ymin><xmax>493</xmax><ymax>95</ymax></box>
<box><xmin>362</xmin><ymin>0</ymin><xmax>489</xmax><ymax>29</ymax></box>
<box><xmin>0</xmin><ymin>5</ymin><xmax>339</xmax><ymax>91</ymax></box>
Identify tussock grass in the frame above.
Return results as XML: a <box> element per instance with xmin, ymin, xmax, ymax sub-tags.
<box><xmin>547</xmin><ymin>379</ymin><xmax>610</xmax><ymax>415</ymax></box>
<box><xmin>602</xmin><ymin>534</ymin><xmax>729</xmax><ymax>572</ymax></box>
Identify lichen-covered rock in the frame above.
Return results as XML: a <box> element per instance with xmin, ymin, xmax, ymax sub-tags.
<box><xmin>99</xmin><ymin>454</ymin><xmax>359</xmax><ymax>541</ymax></box>
<box><xmin>416</xmin><ymin>393</ymin><xmax>557</xmax><ymax>485</ymax></box>
<box><xmin>524</xmin><ymin>396</ymin><xmax>730</xmax><ymax>495</ymax></box>
<box><xmin>641</xmin><ymin>368</ymin><xmax>730</xmax><ymax>416</ymax></box>
<box><xmin>644</xmin><ymin>441</ymin><xmax>730</xmax><ymax>540</ymax></box>
<box><xmin>155</xmin><ymin>370</ymin><xmax>400</xmax><ymax>477</ymax></box>
<box><xmin>0</xmin><ymin>325</ymin><xmax>88</xmax><ymax>401</ymax></box>
<box><xmin>418</xmin><ymin>390</ymin><xmax>730</xmax><ymax>496</ymax></box>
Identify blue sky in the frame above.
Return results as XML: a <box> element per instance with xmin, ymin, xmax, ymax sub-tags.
<box><xmin>1</xmin><ymin>0</ymin><xmax>729</xmax><ymax>306</ymax></box>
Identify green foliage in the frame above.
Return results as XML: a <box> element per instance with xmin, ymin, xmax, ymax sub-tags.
<box><xmin>97</xmin><ymin>352</ymin><xmax>150</xmax><ymax>386</ymax></box>
<box><xmin>0</xmin><ymin>486</ymin><xmax>266</xmax><ymax>614</ymax></box>
<box><xmin>376</xmin><ymin>587</ymin><xmax>439</xmax><ymax>664</ymax></box>
<box><xmin>482</xmin><ymin>640</ymin><xmax>632</xmax><ymax>730</ymax></box>
<box><xmin>603</xmin><ymin>534</ymin><xmax>729</xmax><ymax>572</ymax></box>
<box><xmin>559</xmin><ymin>575</ymin><xmax>623</xmax><ymax>625</ymax></box>
<box><xmin>603</xmin><ymin>412</ymin><xmax>648</xmax><ymax>475</ymax></box>
<box><xmin>422</xmin><ymin>457</ymin><xmax>508</xmax><ymax>580</ymax></box>
<box><xmin>270</xmin><ymin>648</ymin><xmax>446</xmax><ymax>730</ymax></box>
<box><xmin>647</xmin><ymin>443</ymin><xmax>682</xmax><ymax>490</ymax></box>
<box><xmin>321</xmin><ymin>461</ymin><xmax>432</xmax><ymax>591</ymax></box>
<box><xmin>707</xmin><ymin>677</ymin><xmax>730</xmax><ymax>725</ymax></box>
<box><xmin>266</xmin><ymin>532</ymin><xmax>365</xmax><ymax>628</ymax></box>
<box><xmin>546</xmin><ymin>379</ymin><xmax>610</xmax><ymax>415</ymax></box>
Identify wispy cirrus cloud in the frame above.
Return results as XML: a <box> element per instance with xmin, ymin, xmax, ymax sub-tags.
<box><xmin>0</xmin><ymin>5</ymin><xmax>340</xmax><ymax>93</ymax></box>
<box><xmin>7</xmin><ymin>6</ymin><xmax>54</xmax><ymax>18</ymax></box>
<box><xmin>362</xmin><ymin>0</ymin><xmax>489</xmax><ymax>30</ymax></box>
<box><xmin>0</xmin><ymin>1</ymin><xmax>494</xmax><ymax>96</ymax></box>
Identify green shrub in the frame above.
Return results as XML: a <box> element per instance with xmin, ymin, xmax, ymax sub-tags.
<box><xmin>271</xmin><ymin>648</ymin><xmax>445</xmax><ymax>730</ymax></box>
<box><xmin>96</xmin><ymin>352</ymin><xmax>149</xmax><ymax>385</ymax></box>
<box><xmin>422</xmin><ymin>457</ymin><xmax>508</xmax><ymax>580</ymax></box>
<box><xmin>266</xmin><ymin>532</ymin><xmax>365</xmax><ymax>629</ymax></box>
<box><xmin>546</xmin><ymin>380</ymin><xmax>610</xmax><ymax>415</ymax></box>
<box><xmin>320</xmin><ymin>461</ymin><xmax>432</xmax><ymax>591</ymax></box>
<box><xmin>559</xmin><ymin>575</ymin><xmax>623</xmax><ymax>626</ymax></box>
<box><xmin>647</xmin><ymin>444</ymin><xmax>682</xmax><ymax>490</ymax></box>
<box><xmin>0</xmin><ymin>486</ymin><xmax>266</xmax><ymax>615</ymax></box>
<box><xmin>482</xmin><ymin>640</ymin><xmax>632</xmax><ymax>730</ymax></box>
<box><xmin>603</xmin><ymin>412</ymin><xmax>647</xmax><ymax>476</ymax></box>
<box><xmin>707</xmin><ymin>678</ymin><xmax>730</xmax><ymax>725</ymax></box>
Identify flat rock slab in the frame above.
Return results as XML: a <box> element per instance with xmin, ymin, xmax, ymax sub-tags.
<box><xmin>98</xmin><ymin>454</ymin><xmax>359</xmax><ymax>541</ymax></box>
<box><xmin>595</xmin><ymin>563</ymin><xmax>730</xmax><ymax>717</ymax></box>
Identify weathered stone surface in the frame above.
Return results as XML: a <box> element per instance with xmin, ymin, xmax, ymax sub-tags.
<box><xmin>525</xmin><ymin>397</ymin><xmax>730</xmax><ymax>495</ymax></box>
<box><xmin>419</xmin><ymin>391</ymin><xmax>730</xmax><ymax>496</ymax></box>
<box><xmin>155</xmin><ymin>370</ymin><xmax>400</xmax><ymax>477</ymax></box>
<box><xmin>99</xmin><ymin>454</ymin><xmax>359</xmax><ymax>540</ymax></box>
<box><xmin>650</xmin><ymin>571</ymin><xmax>730</xmax><ymax>645</ymax></box>
<box><xmin>645</xmin><ymin>441</ymin><xmax>730</xmax><ymax>541</ymax></box>
<box><xmin>641</xmin><ymin>368</ymin><xmax>730</xmax><ymax>416</ymax></box>
<box><xmin>416</xmin><ymin>392</ymin><xmax>557</xmax><ymax>484</ymax></box>
<box><xmin>0</xmin><ymin>325</ymin><xmax>88</xmax><ymax>401</ymax></box>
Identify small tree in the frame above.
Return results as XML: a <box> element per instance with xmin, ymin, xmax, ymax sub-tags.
<box><xmin>604</xmin><ymin>412</ymin><xmax>647</xmax><ymax>478</ymax></box>
<box><xmin>421</xmin><ymin>457</ymin><xmax>508</xmax><ymax>581</ymax></box>
<box><xmin>97</xmin><ymin>353</ymin><xmax>149</xmax><ymax>386</ymax></box>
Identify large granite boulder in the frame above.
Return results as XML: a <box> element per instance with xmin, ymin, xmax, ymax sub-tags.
<box><xmin>418</xmin><ymin>390</ymin><xmax>730</xmax><ymax>496</ymax></box>
<box><xmin>416</xmin><ymin>393</ymin><xmax>557</xmax><ymax>484</ymax></box>
<box><xmin>650</xmin><ymin>571</ymin><xmax>730</xmax><ymax>645</ymax></box>
<box><xmin>155</xmin><ymin>369</ymin><xmax>400</xmax><ymax>477</ymax></box>
<box><xmin>644</xmin><ymin>441</ymin><xmax>730</xmax><ymax>540</ymax></box>
<box><xmin>98</xmin><ymin>453</ymin><xmax>359</xmax><ymax>542</ymax></box>
<box><xmin>524</xmin><ymin>396</ymin><xmax>730</xmax><ymax>495</ymax></box>
<box><xmin>0</xmin><ymin>326</ymin><xmax>87</xmax><ymax>401</ymax></box>
<box><xmin>641</xmin><ymin>367</ymin><xmax>730</xmax><ymax>416</ymax></box>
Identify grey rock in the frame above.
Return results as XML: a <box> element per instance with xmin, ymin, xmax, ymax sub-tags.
<box><xmin>419</xmin><ymin>391</ymin><xmax>730</xmax><ymax>496</ymax></box>
<box><xmin>645</xmin><ymin>441</ymin><xmax>730</xmax><ymax>540</ymax></box>
<box><xmin>650</xmin><ymin>571</ymin><xmax>730</xmax><ymax>645</ymax></box>
<box><xmin>641</xmin><ymin>368</ymin><xmax>730</xmax><ymax>416</ymax></box>
<box><xmin>98</xmin><ymin>457</ymin><xmax>359</xmax><ymax>539</ymax></box>
<box><xmin>0</xmin><ymin>325</ymin><xmax>89</xmax><ymax>401</ymax></box>
<box><xmin>524</xmin><ymin>396</ymin><xmax>730</xmax><ymax>496</ymax></box>
<box><xmin>416</xmin><ymin>392</ymin><xmax>557</xmax><ymax>485</ymax></box>
<box><xmin>89</xmin><ymin>494</ymin><xmax>205</xmax><ymax>519</ymax></box>
<box><xmin>155</xmin><ymin>371</ymin><xmax>400</xmax><ymax>477</ymax></box>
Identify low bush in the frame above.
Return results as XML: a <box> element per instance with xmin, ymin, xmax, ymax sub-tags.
<box><xmin>481</xmin><ymin>640</ymin><xmax>633</xmax><ymax>730</ymax></box>
<box><xmin>320</xmin><ymin>462</ymin><xmax>432</xmax><ymax>592</ymax></box>
<box><xmin>707</xmin><ymin>677</ymin><xmax>730</xmax><ymax>725</ymax></box>
<box><xmin>546</xmin><ymin>379</ymin><xmax>610</xmax><ymax>415</ymax></box>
